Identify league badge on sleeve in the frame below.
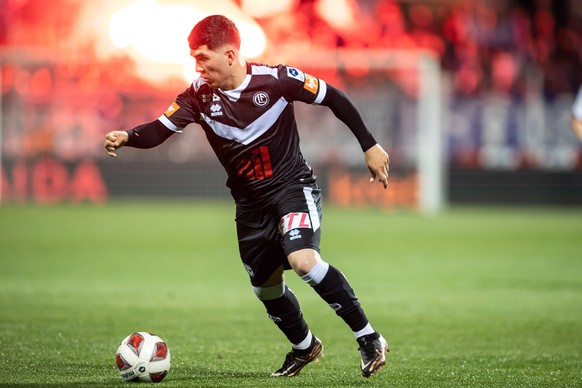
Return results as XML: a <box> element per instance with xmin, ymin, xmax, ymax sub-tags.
<box><xmin>286</xmin><ymin>66</ymin><xmax>305</xmax><ymax>82</ymax></box>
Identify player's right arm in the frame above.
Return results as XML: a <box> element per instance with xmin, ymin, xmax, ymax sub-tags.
<box><xmin>104</xmin><ymin>120</ymin><xmax>175</xmax><ymax>157</ymax></box>
<box><xmin>105</xmin><ymin>83</ymin><xmax>200</xmax><ymax>157</ymax></box>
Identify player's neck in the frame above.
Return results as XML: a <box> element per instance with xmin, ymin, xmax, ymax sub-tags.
<box><xmin>221</xmin><ymin>59</ymin><xmax>247</xmax><ymax>91</ymax></box>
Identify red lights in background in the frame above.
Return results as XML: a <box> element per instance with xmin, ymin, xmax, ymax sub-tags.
<box><xmin>1</xmin><ymin>0</ymin><xmax>580</xmax><ymax>95</ymax></box>
<box><xmin>239</xmin><ymin>0</ymin><xmax>298</xmax><ymax>19</ymax></box>
<box><xmin>0</xmin><ymin>1</ymin><xmax>581</xmax><ymax>184</ymax></box>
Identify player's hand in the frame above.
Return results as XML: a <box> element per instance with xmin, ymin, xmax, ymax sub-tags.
<box><xmin>572</xmin><ymin>116</ymin><xmax>582</xmax><ymax>141</ymax></box>
<box><xmin>365</xmin><ymin>144</ymin><xmax>390</xmax><ymax>189</ymax></box>
<box><xmin>104</xmin><ymin>130</ymin><xmax>129</xmax><ymax>157</ymax></box>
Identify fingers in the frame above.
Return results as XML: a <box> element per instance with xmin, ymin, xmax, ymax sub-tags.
<box><xmin>381</xmin><ymin>163</ymin><xmax>389</xmax><ymax>188</ymax></box>
<box><xmin>105</xmin><ymin>147</ymin><xmax>118</xmax><ymax>157</ymax></box>
<box><xmin>365</xmin><ymin>144</ymin><xmax>390</xmax><ymax>189</ymax></box>
<box><xmin>380</xmin><ymin>173</ymin><xmax>388</xmax><ymax>189</ymax></box>
<box><xmin>104</xmin><ymin>130</ymin><xmax>130</xmax><ymax>157</ymax></box>
<box><xmin>379</xmin><ymin>173</ymin><xmax>389</xmax><ymax>189</ymax></box>
<box><xmin>370</xmin><ymin>168</ymin><xmax>389</xmax><ymax>189</ymax></box>
<box><xmin>104</xmin><ymin>132</ymin><xmax>120</xmax><ymax>157</ymax></box>
<box><xmin>369</xmin><ymin>162</ymin><xmax>389</xmax><ymax>189</ymax></box>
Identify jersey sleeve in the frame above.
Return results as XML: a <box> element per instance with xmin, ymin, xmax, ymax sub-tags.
<box><xmin>157</xmin><ymin>83</ymin><xmax>201</xmax><ymax>132</ymax></box>
<box><xmin>279</xmin><ymin>65</ymin><xmax>377</xmax><ymax>152</ymax></box>
<box><xmin>278</xmin><ymin>65</ymin><xmax>328</xmax><ymax>105</ymax></box>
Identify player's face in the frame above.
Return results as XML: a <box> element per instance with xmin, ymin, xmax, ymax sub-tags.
<box><xmin>190</xmin><ymin>45</ymin><xmax>231</xmax><ymax>89</ymax></box>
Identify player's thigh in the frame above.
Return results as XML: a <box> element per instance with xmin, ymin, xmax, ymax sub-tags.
<box><xmin>236</xmin><ymin>219</ymin><xmax>287</xmax><ymax>287</ymax></box>
<box><xmin>277</xmin><ymin>186</ymin><xmax>323</xmax><ymax>258</ymax></box>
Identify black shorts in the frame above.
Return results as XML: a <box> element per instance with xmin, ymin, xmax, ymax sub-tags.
<box><xmin>236</xmin><ymin>185</ymin><xmax>322</xmax><ymax>286</ymax></box>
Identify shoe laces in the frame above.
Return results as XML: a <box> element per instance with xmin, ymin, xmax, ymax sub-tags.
<box><xmin>357</xmin><ymin>335</ymin><xmax>380</xmax><ymax>358</ymax></box>
<box><xmin>282</xmin><ymin>351</ymin><xmax>296</xmax><ymax>366</ymax></box>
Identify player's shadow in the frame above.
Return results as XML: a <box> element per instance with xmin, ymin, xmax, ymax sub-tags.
<box><xmin>174</xmin><ymin>364</ymin><xmax>268</xmax><ymax>380</ymax></box>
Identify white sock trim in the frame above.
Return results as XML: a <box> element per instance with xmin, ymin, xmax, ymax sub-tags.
<box><xmin>354</xmin><ymin>323</ymin><xmax>375</xmax><ymax>339</ymax></box>
<box><xmin>292</xmin><ymin>331</ymin><xmax>313</xmax><ymax>350</ymax></box>
<box><xmin>300</xmin><ymin>259</ymin><xmax>329</xmax><ymax>286</ymax></box>
<box><xmin>252</xmin><ymin>281</ymin><xmax>285</xmax><ymax>301</ymax></box>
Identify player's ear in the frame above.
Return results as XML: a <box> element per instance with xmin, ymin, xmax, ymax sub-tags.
<box><xmin>225</xmin><ymin>48</ymin><xmax>235</xmax><ymax>66</ymax></box>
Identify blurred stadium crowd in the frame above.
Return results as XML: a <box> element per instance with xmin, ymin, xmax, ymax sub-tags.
<box><xmin>264</xmin><ymin>0</ymin><xmax>582</xmax><ymax>97</ymax></box>
<box><xmin>0</xmin><ymin>0</ymin><xmax>581</xmax><ymax>204</ymax></box>
<box><xmin>2</xmin><ymin>0</ymin><xmax>581</xmax><ymax>93</ymax></box>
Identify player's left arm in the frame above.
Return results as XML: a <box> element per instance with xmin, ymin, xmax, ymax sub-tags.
<box><xmin>320</xmin><ymin>84</ymin><xmax>390</xmax><ymax>188</ymax></box>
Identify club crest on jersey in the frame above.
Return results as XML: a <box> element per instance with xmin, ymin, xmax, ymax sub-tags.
<box><xmin>279</xmin><ymin>212</ymin><xmax>312</xmax><ymax>236</ymax></box>
<box><xmin>303</xmin><ymin>74</ymin><xmax>318</xmax><ymax>94</ymax></box>
<box><xmin>253</xmin><ymin>92</ymin><xmax>269</xmax><ymax>107</ymax></box>
<box><xmin>286</xmin><ymin>66</ymin><xmax>305</xmax><ymax>82</ymax></box>
<box><xmin>164</xmin><ymin>102</ymin><xmax>180</xmax><ymax>117</ymax></box>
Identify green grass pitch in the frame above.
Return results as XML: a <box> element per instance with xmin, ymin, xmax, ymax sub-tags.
<box><xmin>0</xmin><ymin>201</ymin><xmax>581</xmax><ymax>387</ymax></box>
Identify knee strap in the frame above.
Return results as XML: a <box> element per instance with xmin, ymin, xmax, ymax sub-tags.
<box><xmin>301</xmin><ymin>259</ymin><xmax>330</xmax><ymax>286</ymax></box>
<box><xmin>253</xmin><ymin>281</ymin><xmax>285</xmax><ymax>301</ymax></box>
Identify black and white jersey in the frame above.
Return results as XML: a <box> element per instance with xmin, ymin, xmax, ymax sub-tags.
<box><xmin>157</xmin><ymin>63</ymin><xmax>328</xmax><ymax>209</ymax></box>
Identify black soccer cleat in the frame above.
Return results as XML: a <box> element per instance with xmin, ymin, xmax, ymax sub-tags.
<box><xmin>357</xmin><ymin>332</ymin><xmax>389</xmax><ymax>377</ymax></box>
<box><xmin>271</xmin><ymin>337</ymin><xmax>323</xmax><ymax>377</ymax></box>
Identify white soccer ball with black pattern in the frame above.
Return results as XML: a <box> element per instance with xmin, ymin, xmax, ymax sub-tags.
<box><xmin>115</xmin><ymin>332</ymin><xmax>171</xmax><ymax>382</ymax></box>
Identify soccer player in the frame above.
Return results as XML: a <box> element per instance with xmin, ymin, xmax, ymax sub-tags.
<box><xmin>104</xmin><ymin>15</ymin><xmax>390</xmax><ymax>378</ymax></box>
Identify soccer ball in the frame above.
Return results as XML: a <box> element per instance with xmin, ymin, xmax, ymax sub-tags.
<box><xmin>115</xmin><ymin>332</ymin><xmax>171</xmax><ymax>383</ymax></box>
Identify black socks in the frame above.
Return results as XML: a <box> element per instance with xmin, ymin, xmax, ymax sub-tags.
<box><xmin>312</xmin><ymin>265</ymin><xmax>369</xmax><ymax>332</ymax></box>
<box><xmin>260</xmin><ymin>286</ymin><xmax>309</xmax><ymax>345</ymax></box>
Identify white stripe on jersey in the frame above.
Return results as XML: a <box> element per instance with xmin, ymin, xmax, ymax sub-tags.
<box><xmin>221</xmin><ymin>75</ymin><xmax>251</xmax><ymax>102</ymax></box>
<box><xmin>158</xmin><ymin>114</ymin><xmax>181</xmax><ymax>132</ymax></box>
<box><xmin>192</xmin><ymin>76</ymin><xmax>205</xmax><ymax>92</ymax></box>
<box><xmin>251</xmin><ymin>65</ymin><xmax>279</xmax><ymax>78</ymax></box>
<box><xmin>200</xmin><ymin>96</ymin><xmax>289</xmax><ymax>145</ymax></box>
<box><xmin>313</xmin><ymin>79</ymin><xmax>327</xmax><ymax>105</ymax></box>
<box><xmin>303</xmin><ymin>187</ymin><xmax>321</xmax><ymax>232</ymax></box>
<box><xmin>221</xmin><ymin>66</ymin><xmax>277</xmax><ymax>102</ymax></box>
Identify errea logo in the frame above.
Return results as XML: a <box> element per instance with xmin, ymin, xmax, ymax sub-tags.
<box><xmin>289</xmin><ymin>229</ymin><xmax>302</xmax><ymax>240</ymax></box>
<box><xmin>210</xmin><ymin>103</ymin><xmax>223</xmax><ymax>117</ymax></box>
<box><xmin>253</xmin><ymin>92</ymin><xmax>269</xmax><ymax>107</ymax></box>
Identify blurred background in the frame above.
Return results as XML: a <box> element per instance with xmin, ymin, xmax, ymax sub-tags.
<box><xmin>1</xmin><ymin>0</ymin><xmax>581</xmax><ymax>210</ymax></box>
